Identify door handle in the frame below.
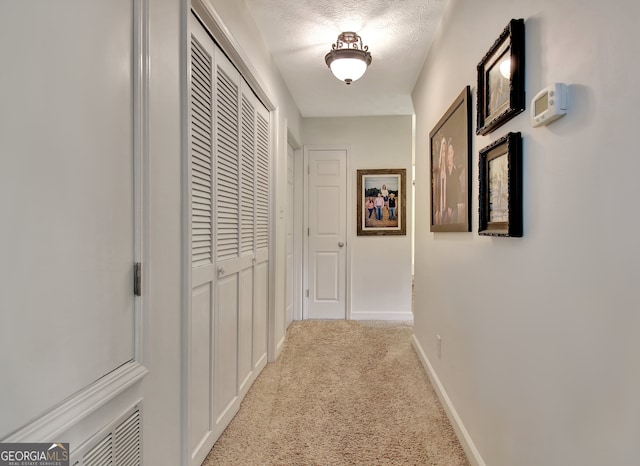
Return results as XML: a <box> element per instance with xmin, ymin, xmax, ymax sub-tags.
<box><xmin>217</xmin><ymin>266</ymin><xmax>225</xmax><ymax>276</ymax></box>
<box><xmin>338</xmin><ymin>242</ymin><xmax>344</xmax><ymax>248</ymax></box>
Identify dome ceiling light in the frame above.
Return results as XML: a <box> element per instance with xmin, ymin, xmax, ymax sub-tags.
<box><xmin>324</xmin><ymin>32</ymin><xmax>372</xmax><ymax>85</ymax></box>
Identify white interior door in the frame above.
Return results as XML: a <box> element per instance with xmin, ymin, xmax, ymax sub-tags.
<box><xmin>306</xmin><ymin>148</ymin><xmax>347</xmax><ymax>319</ymax></box>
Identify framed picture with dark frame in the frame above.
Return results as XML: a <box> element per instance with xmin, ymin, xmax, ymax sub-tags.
<box><xmin>478</xmin><ymin>132</ymin><xmax>522</xmax><ymax>237</ymax></box>
<box><xmin>357</xmin><ymin>168</ymin><xmax>406</xmax><ymax>236</ymax></box>
<box><xmin>429</xmin><ymin>86</ymin><xmax>472</xmax><ymax>232</ymax></box>
<box><xmin>476</xmin><ymin>18</ymin><xmax>525</xmax><ymax>135</ymax></box>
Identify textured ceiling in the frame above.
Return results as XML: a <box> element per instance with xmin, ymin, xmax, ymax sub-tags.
<box><xmin>244</xmin><ymin>0</ymin><xmax>448</xmax><ymax>117</ymax></box>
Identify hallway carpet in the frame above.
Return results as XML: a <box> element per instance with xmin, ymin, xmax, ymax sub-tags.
<box><xmin>204</xmin><ymin>320</ymin><xmax>469</xmax><ymax>465</ymax></box>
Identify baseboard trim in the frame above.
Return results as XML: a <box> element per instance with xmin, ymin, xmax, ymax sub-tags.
<box><xmin>411</xmin><ymin>335</ymin><xmax>485</xmax><ymax>466</ymax></box>
<box><xmin>350</xmin><ymin>311</ymin><xmax>413</xmax><ymax>321</ymax></box>
<box><xmin>275</xmin><ymin>334</ymin><xmax>286</xmax><ymax>360</ymax></box>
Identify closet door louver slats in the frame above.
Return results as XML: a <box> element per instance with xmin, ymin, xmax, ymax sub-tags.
<box><xmin>255</xmin><ymin>113</ymin><xmax>269</xmax><ymax>251</ymax></box>
<box><xmin>190</xmin><ymin>38</ymin><xmax>213</xmax><ymax>267</ymax></box>
<box><xmin>215</xmin><ymin>66</ymin><xmax>240</xmax><ymax>262</ymax></box>
<box><xmin>240</xmin><ymin>95</ymin><xmax>255</xmax><ymax>256</ymax></box>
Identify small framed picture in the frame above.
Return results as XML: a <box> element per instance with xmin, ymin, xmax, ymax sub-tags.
<box><xmin>478</xmin><ymin>132</ymin><xmax>522</xmax><ymax>237</ymax></box>
<box><xmin>429</xmin><ymin>86</ymin><xmax>472</xmax><ymax>232</ymax></box>
<box><xmin>357</xmin><ymin>169</ymin><xmax>406</xmax><ymax>236</ymax></box>
<box><xmin>476</xmin><ymin>18</ymin><xmax>525</xmax><ymax>135</ymax></box>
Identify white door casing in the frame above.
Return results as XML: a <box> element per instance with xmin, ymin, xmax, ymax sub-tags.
<box><xmin>285</xmin><ymin>143</ymin><xmax>295</xmax><ymax>328</ymax></box>
<box><xmin>305</xmin><ymin>148</ymin><xmax>347</xmax><ymax>320</ymax></box>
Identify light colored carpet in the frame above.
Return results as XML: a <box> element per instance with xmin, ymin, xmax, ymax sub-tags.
<box><xmin>204</xmin><ymin>320</ymin><xmax>469</xmax><ymax>465</ymax></box>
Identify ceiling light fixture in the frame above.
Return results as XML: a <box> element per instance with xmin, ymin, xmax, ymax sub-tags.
<box><xmin>324</xmin><ymin>32</ymin><xmax>372</xmax><ymax>85</ymax></box>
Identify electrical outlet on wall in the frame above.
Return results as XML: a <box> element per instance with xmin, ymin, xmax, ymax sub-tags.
<box><xmin>436</xmin><ymin>334</ymin><xmax>442</xmax><ymax>359</ymax></box>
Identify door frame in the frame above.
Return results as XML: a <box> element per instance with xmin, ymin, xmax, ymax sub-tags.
<box><xmin>286</xmin><ymin>132</ymin><xmax>303</xmax><ymax>325</ymax></box>
<box><xmin>292</xmin><ymin>141</ymin><xmax>304</xmax><ymax>322</ymax></box>
<box><xmin>302</xmin><ymin>145</ymin><xmax>352</xmax><ymax>320</ymax></box>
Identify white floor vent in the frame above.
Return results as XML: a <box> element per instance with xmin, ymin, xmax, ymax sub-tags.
<box><xmin>71</xmin><ymin>403</ymin><xmax>142</xmax><ymax>466</ymax></box>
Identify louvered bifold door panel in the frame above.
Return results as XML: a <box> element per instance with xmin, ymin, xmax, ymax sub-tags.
<box><xmin>212</xmin><ymin>49</ymin><xmax>241</xmax><ymax>440</ymax></box>
<box><xmin>237</xmin><ymin>88</ymin><xmax>257</xmax><ymax>398</ymax></box>
<box><xmin>255</xmin><ymin>111</ymin><xmax>270</xmax><ymax>254</ymax></box>
<box><xmin>253</xmin><ymin>106</ymin><xmax>270</xmax><ymax>372</ymax></box>
<box><xmin>240</xmin><ymin>94</ymin><xmax>256</xmax><ymax>256</ymax></box>
<box><xmin>215</xmin><ymin>64</ymin><xmax>240</xmax><ymax>263</ymax></box>
<box><xmin>190</xmin><ymin>36</ymin><xmax>213</xmax><ymax>268</ymax></box>
<box><xmin>187</xmin><ymin>17</ymin><xmax>217</xmax><ymax>466</ymax></box>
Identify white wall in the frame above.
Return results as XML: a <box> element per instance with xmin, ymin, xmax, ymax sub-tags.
<box><xmin>412</xmin><ymin>1</ymin><xmax>640</xmax><ymax>465</ymax></box>
<box><xmin>303</xmin><ymin>116</ymin><xmax>413</xmax><ymax>320</ymax></box>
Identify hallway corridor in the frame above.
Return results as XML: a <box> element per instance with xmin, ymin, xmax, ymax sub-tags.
<box><xmin>204</xmin><ymin>321</ymin><xmax>468</xmax><ymax>465</ymax></box>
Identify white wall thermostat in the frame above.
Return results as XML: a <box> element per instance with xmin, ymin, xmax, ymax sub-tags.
<box><xmin>531</xmin><ymin>83</ymin><xmax>568</xmax><ymax>127</ymax></box>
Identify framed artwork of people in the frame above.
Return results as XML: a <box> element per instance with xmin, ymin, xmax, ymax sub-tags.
<box><xmin>429</xmin><ymin>86</ymin><xmax>472</xmax><ymax>232</ymax></box>
<box><xmin>356</xmin><ymin>168</ymin><xmax>406</xmax><ymax>236</ymax></box>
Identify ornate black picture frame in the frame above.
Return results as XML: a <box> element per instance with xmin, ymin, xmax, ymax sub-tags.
<box><xmin>478</xmin><ymin>132</ymin><xmax>522</xmax><ymax>237</ymax></box>
<box><xmin>476</xmin><ymin>18</ymin><xmax>525</xmax><ymax>135</ymax></box>
<box><xmin>429</xmin><ymin>86</ymin><xmax>472</xmax><ymax>232</ymax></box>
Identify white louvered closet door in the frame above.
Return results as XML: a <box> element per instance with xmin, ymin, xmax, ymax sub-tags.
<box><xmin>253</xmin><ymin>105</ymin><xmax>270</xmax><ymax>368</ymax></box>
<box><xmin>238</xmin><ymin>87</ymin><xmax>256</xmax><ymax>396</ymax></box>
<box><xmin>213</xmin><ymin>58</ymin><xmax>271</xmax><ymax>435</ymax></box>
<box><xmin>186</xmin><ymin>14</ymin><xmax>271</xmax><ymax>466</ymax></box>
<box><xmin>213</xmin><ymin>48</ymin><xmax>242</xmax><ymax>437</ymax></box>
<box><xmin>188</xmin><ymin>19</ymin><xmax>216</xmax><ymax>466</ymax></box>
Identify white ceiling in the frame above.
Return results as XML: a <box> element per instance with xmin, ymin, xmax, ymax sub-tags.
<box><xmin>244</xmin><ymin>0</ymin><xmax>448</xmax><ymax>117</ymax></box>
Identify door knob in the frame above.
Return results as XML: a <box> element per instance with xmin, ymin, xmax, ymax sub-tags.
<box><xmin>218</xmin><ymin>266</ymin><xmax>225</xmax><ymax>275</ymax></box>
<box><xmin>338</xmin><ymin>242</ymin><xmax>344</xmax><ymax>247</ymax></box>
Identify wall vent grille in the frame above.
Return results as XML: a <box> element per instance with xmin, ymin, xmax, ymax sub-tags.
<box><xmin>70</xmin><ymin>403</ymin><xmax>142</xmax><ymax>466</ymax></box>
